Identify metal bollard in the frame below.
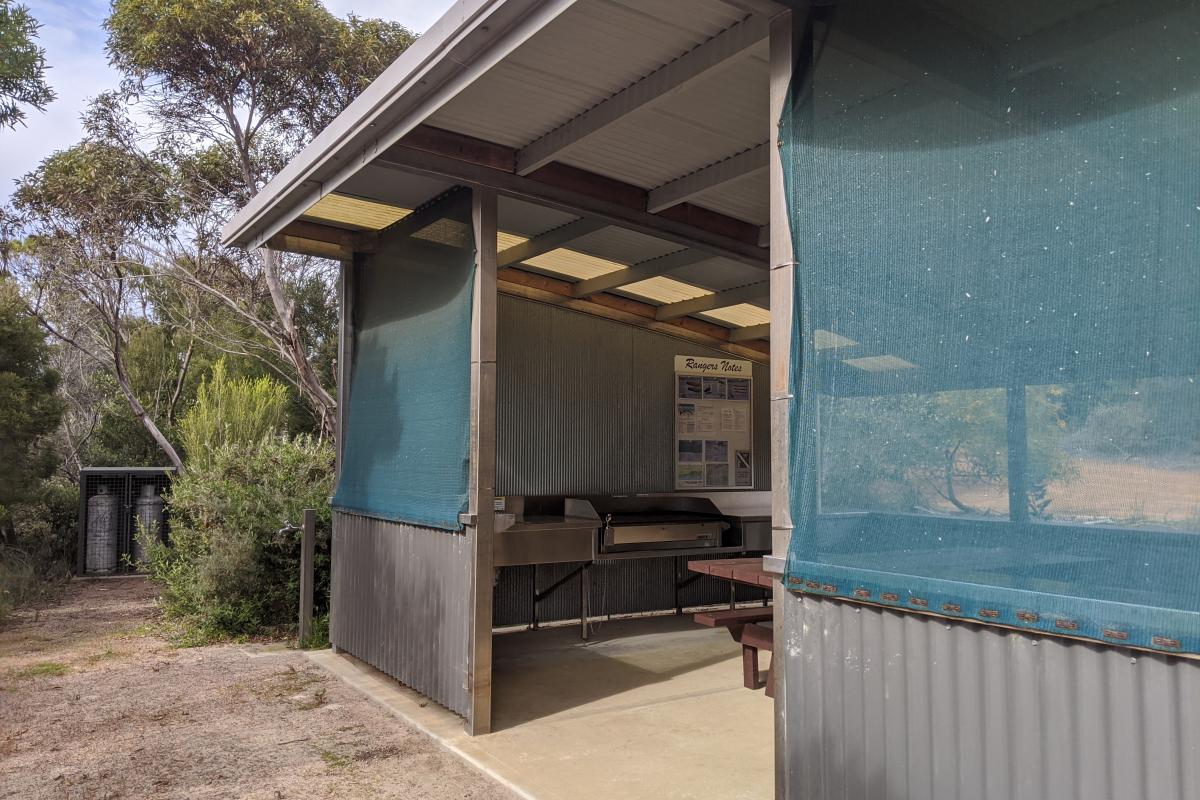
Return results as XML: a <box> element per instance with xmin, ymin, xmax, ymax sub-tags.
<box><xmin>299</xmin><ymin>509</ymin><xmax>315</xmax><ymax>644</ymax></box>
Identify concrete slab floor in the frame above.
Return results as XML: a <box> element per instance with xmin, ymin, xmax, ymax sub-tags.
<box><xmin>307</xmin><ymin>614</ymin><xmax>773</xmax><ymax>800</ymax></box>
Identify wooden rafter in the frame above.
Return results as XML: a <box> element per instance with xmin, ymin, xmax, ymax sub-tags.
<box><xmin>384</xmin><ymin>125</ymin><xmax>768</xmax><ymax>268</ymax></box>
<box><xmin>514</xmin><ymin>15</ymin><xmax>769</xmax><ymax>175</ymax></box>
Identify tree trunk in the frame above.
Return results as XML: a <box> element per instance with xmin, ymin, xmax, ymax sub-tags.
<box><xmin>112</xmin><ymin>332</ymin><xmax>185</xmax><ymax>472</ymax></box>
<box><xmin>256</xmin><ymin>247</ymin><xmax>337</xmax><ymax>438</ymax></box>
<box><xmin>943</xmin><ymin>443</ymin><xmax>976</xmax><ymax>514</ymax></box>
<box><xmin>114</xmin><ymin>371</ymin><xmax>184</xmax><ymax>472</ymax></box>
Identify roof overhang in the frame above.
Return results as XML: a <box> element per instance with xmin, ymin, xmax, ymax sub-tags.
<box><xmin>223</xmin><ymin>0</ymin><xmax>799</xmax><ymax>353</ymax></box>
<box><xmin>222</xmin><ymin>0</ymin><xmax>581</xmax><ymax>250</ymax></box>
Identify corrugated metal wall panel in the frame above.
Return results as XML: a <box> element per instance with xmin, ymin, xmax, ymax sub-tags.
<box><xmin>331</xmin><ymin>511</ymin><xmax>472</xmax><ymax>716</ymax></box>
<box><xmin>496</xmin><ymin>295</ymin><xmax>770</xmax><ymax>496</ymax></box>
<box><xmin>780</xmin><ymin>592</ymin><xmax>1200</xmax><ymax>800</ymax></box>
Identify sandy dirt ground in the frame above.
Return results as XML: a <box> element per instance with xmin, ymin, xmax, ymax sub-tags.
<box><xmin>0</xmin><ymin>577</ymin><xmax>514</xmax><ymax>800</ymax></box>
<box><xmin>945</xmin><ymin>457</ymin><xmax>1200</xmax><ymax>525</ymax></box>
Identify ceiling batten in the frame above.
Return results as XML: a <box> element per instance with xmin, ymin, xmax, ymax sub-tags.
<box><xmin>514</xmin><ymin>14</ymin><xmax>769</xmax><ymax>175</ymax></box>
<box><xmin>648</xmin><ymin>142</ymin><xmax>770</xmax><ymax>213</ymax></box>
<box><xmin>571</xmin><ymin>248</ymin><xmax>711</xmax><ymax>297</ymax></box>
<box><xmin>656</xmin><ymin>280</ymin><xmax>770</xmax><ymax>321</ymax></box>
<box><xmin>497</xmin><ymin>216</ymin><xmax>606</xmax><ymax>266</ymax></box>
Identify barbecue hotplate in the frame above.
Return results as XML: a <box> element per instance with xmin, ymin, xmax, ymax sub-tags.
<box><xmin>603</xmin><ymin>511</ymin><xmax>725</xmax><ymax>526</ymax></box>
<box><xmin>565</xmin><ymin>496</ymin><xmax>729</xmax><ymax>553</ymax></box>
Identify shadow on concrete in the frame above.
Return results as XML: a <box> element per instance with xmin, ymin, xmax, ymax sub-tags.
<box><xmin>490</xmin><ymin>614</ymin><xmax>750</xmax><ymax>730</ymax></box>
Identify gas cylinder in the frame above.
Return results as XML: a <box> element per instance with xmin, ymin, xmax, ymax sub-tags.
<box><xmin>86</xmin><ymin>485</ymin><xmax>119</xmax><ymax>574</ymax></box>
<box><xmin>132</xmin><ymin>483</ymin><xmax>165</xmax><ymax>566</ymax></box>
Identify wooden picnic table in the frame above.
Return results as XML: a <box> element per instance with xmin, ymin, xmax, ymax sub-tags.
<box><xmin>686</xmin><ymin>557</ymin><xmax>775</xmax><ymax>589</ymax></box>
<box><xmin>688</xmin><ymin>557</ymin><xmax>776</xmax><ymax>697</ymax></box>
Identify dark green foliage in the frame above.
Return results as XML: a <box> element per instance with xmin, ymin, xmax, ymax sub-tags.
<box><xmin>0</xmin><ymin>277</ymin><xmax>63</xmax><ymax>519</ymax></box>
<box><xmin>1065</xmin><ymin>378</ymin><xmax>1200</xmax><ymax>459</ymax></box>
<box><xmin>0</xmin><ymin>279</ymin><xmax>72</xmax><ymax>622</ymax></box>
<box><xmin>819</xmin><ymin>387</ymin><xmax>1071</xmax><ymax>515</ymax></box>
<box><xmin>300</xmin><ymin>612</ymin><xmax>330</xmax><ymax>650</ymax></box>
<box><xmin>146</xmin><ymin>435</ymin><xmax>334</xmax><ymax>641</ymax></box>
<box><xmin>0</xmin><ymin>1</ymin><xmax>54</xmax><ymax>129</ymax></box>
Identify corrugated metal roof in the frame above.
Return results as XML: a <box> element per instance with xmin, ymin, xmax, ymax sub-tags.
<box><xmin>618</xmin><ymin>276</ymin><xmax>713</xmax><ymax>305</ymax></box>
<box><xmin>271</xmin><ymin>0</ymin><xmax>779</xmax><ymax>342</ymax></box>
<box><xmin>559</xmin><ymin>50</ymin><xmax>769</xmax><ymax>191</ymax></box>
<box><xmin>299</xmin><ymin>193</ymin><xmax>752</xmax><ymax>329</ymax></box>
<box><xmin>302</xmin><ymin>194</ymin><xmax>411</xmax><ymax>229</ymax></box>
<box><xmin>428</xmin><ymin>0</ymin><xmax>750</xmax><ymax>148</ymax></box>
<box><xmin>700</xmin><ymin>303</ymin><xmax>771</xmax><ymax>327</ymax></box>
<box><xmin>668</xmin><ymin>256</ymin><xmax>765</xmax><ymax>292</ymax></box>
<box><xmin>690</xmin><ymin>170</ymin><xmax>770</xmax><ymax>226</ymax></box>
<box><xmin>565</xmin><ymin>226</ymin><xmax>684</xmax><ymax>265</ymax></box>
<box><xmin>522</xmin><ymin>248</ymin><xmax>626</xmax><ymax>280</ymax></box>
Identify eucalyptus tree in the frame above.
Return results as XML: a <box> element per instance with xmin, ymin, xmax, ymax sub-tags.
<box><xmin>10</xmin><ymin>122</ymin><xmax>187</xmax><ymax>470</ymax></box>
<box><xmin>0</xmin><ymin>1</ymin><xmax>53</xmax><ymax>129</ymax></box>
<box><xmin>0</xmin><ymin>277</ymin><xmax>63</xmax><ymax>531</ymax></box>
<box><xmin>105</xmin><ymin>0</ymin><xmax>415</xmax><ymax>437</ymax></box>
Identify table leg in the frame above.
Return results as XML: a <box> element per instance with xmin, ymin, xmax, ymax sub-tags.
<box><xmin>742</xmin><ymin>644</ymin><xmax>761</xmax><ymax>690</ymax></box>
<box><xmin>580</xmin><ymin>562</ymin><xmax>590</xmax><ymax>641</ymax></box>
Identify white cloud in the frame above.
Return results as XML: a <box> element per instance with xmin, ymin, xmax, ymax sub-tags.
<box><xmin>1</xmin><ymin>0</ymin><xmax>455</xmax><ymax>204</ymax></box>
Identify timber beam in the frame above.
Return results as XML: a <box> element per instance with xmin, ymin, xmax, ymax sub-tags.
<box><xmin>655</xmin><ymin>280</ymin><xmax>769</xmax><ymax>321</ymax></box>
<box><xmin>497</xmin><ymin>267</ymin><xmax>769</xmax><ymax>362</ymax></box>
<box><xmin>515</xmin><ymin>15</ymin><xmax>769</xmax><ymax>175</ymax></box>
<box><xmin>380</xmin><ymin>125</ymin><xmax>768</xmax><ymax>269</ymax></box>
<box><xmin>648</xmin><ymin>143</ymin><xmax>770</xmax><ymax>213</ymax></box>
<box><xmin>498</xmin><ymin>217</ymin><xmax>607</xmax><ymax>267</ymax></box>
<box><xmin>730</xmin><ymin>322</ymin><xmax>770</xmax><ymax>342</ymax></box>
<box><xmin>571</xmin><ymin>248</ymin><xmax>712</xmax><ymax>298</ymax></box>
<box><xmin>267</xmin><ymin>220</ymin><xmax>377</xmax><ymax>259</ymax></box>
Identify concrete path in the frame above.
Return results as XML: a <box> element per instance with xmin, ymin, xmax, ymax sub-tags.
<box><xmin>308</xmin><ymin>614</ymin><xmax>774</xmax><ymax>800</ymax></box>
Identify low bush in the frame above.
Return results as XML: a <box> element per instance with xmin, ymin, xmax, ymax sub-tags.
<box><xmin>146</xmin><ymin>434</ymin><xmax>334</xmax><ymax>641</ymax></box>
<box><xmin>178</xmin><ymin>359</ymin><xmax>289</xmax><ymax>466</ymax></box>
<box><xmin>0</xmin><ymin>478</ymin><xmax>78</xmax><ymax>625</ymax></box>
<box><xmin>0</xmin><ymin>550</ymin><xmax>38</xmax><ymax>625</ymax></box>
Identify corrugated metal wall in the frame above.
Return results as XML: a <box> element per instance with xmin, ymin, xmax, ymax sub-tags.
<box><xmin>496</xmin><ymin>295</ymin><xmax>770</xmax><ymax>496</ymax></box>
<box><xmin>331</xmin><ymin>511</ymin><xmax>472</xmax><ymax>716</ymax></box>
<box><xmin>779</xmin><ymin>592</ymin><xmax>1200</xmax><ymax>800</ymax></box>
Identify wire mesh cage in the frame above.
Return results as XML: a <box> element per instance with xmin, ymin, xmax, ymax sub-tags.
<box><xmin>77</xmin><ymin>468</ymin><xmax>176</xmax><ymax>576</ymax></box>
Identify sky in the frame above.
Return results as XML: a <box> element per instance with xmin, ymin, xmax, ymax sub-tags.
<box><xmin>0</xmin><ymin>0</ymin><xmax>452</xmax><ymax>204</ymax></box>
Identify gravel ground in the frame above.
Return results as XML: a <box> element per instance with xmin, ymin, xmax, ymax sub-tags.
<box><xmin>0</xmin><ymin>577</ymin><xmax>514</xmax><ymax>800</ymax></box>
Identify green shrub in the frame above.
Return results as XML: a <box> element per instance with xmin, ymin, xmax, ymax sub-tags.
<box><xmin>179</xmin><ymin>359</ymin><xmax>289</xmax><ymax>466</ymax></box>
<box><xmin>147</xmin><ymin>434</ymin><xmax>334</xmax><ymax>640</ymax></box>
<box><xmin>0</xmin><ymin>549</ymin><xmax>38</xmax><ymax>625</ymax></box>
<box><xmin>301</xmin><ymin>612</ymin><xmax>330</xmax><ymax>650</ymax></box>
<box><xmin>0</xmin><ymin>478</ymin><xmax>77</xmax><ymax>625</ymax></box>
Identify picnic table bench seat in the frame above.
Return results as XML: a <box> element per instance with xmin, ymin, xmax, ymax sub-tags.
<box><xmin>694</xmin><ymin>605</ymin><xmax>775</xmax><ymax>697</ymax></box>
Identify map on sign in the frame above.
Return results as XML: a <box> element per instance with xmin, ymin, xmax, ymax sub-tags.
<box><xmin>674</xmin><ymin>355</ymin><xmax>753</xmax><ymax>489</ymax></box>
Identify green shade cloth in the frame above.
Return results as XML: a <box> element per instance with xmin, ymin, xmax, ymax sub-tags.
<box><xmin>333</xmin><ymin>193</ymin><xmax>475</xmax><ymax>531</ymax></box>
<box><xmin>783</xmin><ymin>0</ymin><xmax>1200</xmax><ymax>652</ymax></box>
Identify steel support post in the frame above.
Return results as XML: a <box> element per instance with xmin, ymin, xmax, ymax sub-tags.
<box><xmin>299</xmin><ymin>509</ymin><xmax>316</xmax><ymax>644</ymax></box>
<box><xmin>466</xmin><ymin>187</ymin><xmax>498</xmax><ymax>735</ymax></box>
<box><xmin>769</xmin><ymin>8</ymin><xmax>800</xmax><ymax>799</ymax></box>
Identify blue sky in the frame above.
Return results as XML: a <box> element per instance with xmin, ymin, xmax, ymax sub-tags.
<box><xmin>1</xmin><ymin>0</ymin><xmax>452</xmax><ymax>203</ymax></box>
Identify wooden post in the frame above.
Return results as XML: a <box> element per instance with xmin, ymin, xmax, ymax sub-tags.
<box><xmin>299</xmin><ymin>508</ymin><xmax>315</xmax><ymax>644</ymax></box>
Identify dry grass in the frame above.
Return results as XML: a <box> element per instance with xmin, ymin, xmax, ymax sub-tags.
<box><xmin>0</xmin><ymin>576</ymin><xmax>514</xmax><ymax>799</ymax></box>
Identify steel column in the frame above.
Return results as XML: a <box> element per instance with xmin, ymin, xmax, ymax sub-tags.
<box><xmin>466</xmin><ymin>187</ymin><xmax>498</xmax><ymax>735</ymax></box>
<box><xmin>768</xmin><ymin>8</ymin><xmax>799</xmax><ymax>800</ymax></box>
